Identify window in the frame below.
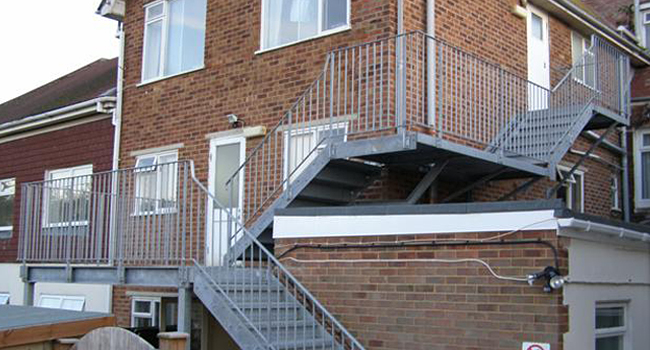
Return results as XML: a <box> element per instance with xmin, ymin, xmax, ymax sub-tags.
<box><xmin>284</xmin><ymin>123</ymin><xmax>346</xmax><ymax>182</ymax></box>
<box><xmin>135</xmin><ymin>152</ymin><xmax>178</xmax><ymax>214</ymax></box>
<box><xmin>611</xmin><ymin>175</ymin><xmax>620</xmax><ymax>211</ymax></box>
<box><xmin>142</xmin><ymin>0</ymin><xmax>207</xmax><ymax>82</ymax></box>
<box><xmin>0</xmin><ymin>293</ymin><xmax>9</xmax><ymax>305</ymax></box>
<box><xmin>571</xmin><ymin>31</ymin><xmax>595</xmax><ymax>87</ymax></box>
<box><xmin>557</xmin><ymin>166</ymin><xmax>584</xmax><ymax>213</ymax></box>
<box><xmin>634</xmin><ymin>129</ymin><xmax>650</xmax><ymax>209</ymax></box>
<box><xmin>44</xmin><ymin>165</ymin><xmax>93</xmax><ymax>227</ymax></box>
<box><xmin>38</xmin><ymin>294</ymin><xmax>85</xmax><ymax>311</ymax></box>
<box><xmin>596</xmin><ymin>304</ymin><xmax>627</xmax><ymax>350</ymax></box>
<box><xmin>131</xmin><ymin>298</ymin><xmax>160</xmax><ymax>328</ymax></box>
<box><xmin>0</xmin><ymin>178</ymin><xmax>15</xmax><ymax>238</ymax></box>
<box><xmin>262</xmin><ymin>0</ymin><xmax>350</xmax><ymax>50</ymax></box>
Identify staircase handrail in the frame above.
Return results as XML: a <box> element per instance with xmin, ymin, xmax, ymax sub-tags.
<box><xmin>189</xmin><ymin>161</ymin><xmax>366</xmax><ymax>350</ymax></box>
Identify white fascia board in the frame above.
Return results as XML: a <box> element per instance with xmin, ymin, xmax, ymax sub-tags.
<box><xmin>273</xmin><ymin>210</ymin><xmax>558</xmax><ymax>239</ymax></box>
<box><xmin>0</xmin><ymin>97</ymin><xmax>116</xmax><ymax>137</ymax></box>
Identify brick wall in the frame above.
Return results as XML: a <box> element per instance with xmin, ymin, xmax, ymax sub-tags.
<box><xmin>0</xmin><ymin>118</ymin><xmax>114</xmax><ymax>262</ymax></box>
<box><xmin>276</xmin><ymin>230</ymin><xmax>569</xmax><ymax>350</ymax></box>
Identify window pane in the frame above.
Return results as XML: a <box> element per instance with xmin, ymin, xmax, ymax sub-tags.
<box><xmin>159</xmin><ymin>156</ymin><xmax>178</xmax><ymax>209</ymax></box>
<box><xmin>136</xmin><ymin>171</ymin><xmax>158</xmax><ymax>212</ymax></box>
<box><xmin>643</xmin><ymin>134</ymin><xmax>650</xmax><ymax>147</ymax></box>
<box><xmin>596</xmin><ymin>336</ymin><xmax>623</xmax><ymax>350</ymax></box>
<box><xmin>323</xmin><ymin>0</ymin><xmax>347</xmax><ymax>31</ymax></box>
<box><xmin>531</xmin><ymin>13</ymin><xmax>543</xmax><ymax>41</ymax></box>
<box><xmin>134</xmin><ymin>317</ymin><xmax>153</xmax><ymax>328</ymax></box>
<box><xmin>39</xmin><ymin>297</ymin><xmax>61</xmax><ymax>309</ymax></box>
<box><xmin>0</xmin><ymin>294</ymin><xmax>9</xmax><ymax>305</ymax></box>
<box><xmin>215</xmin><ymin>143</ymin><xmax>241</xmax><ymax>207</ymax></box>
<box><xmin>642</xmin><ymin>151</ymin><xmax>650</xmax><ymax>199</ymax></box>
<box><xmin>165</xmin><ymin>0</ymin><xmax>206</xmax><ymax>76</ymax></box>
<box><xmin>645</xmin><ymin>24</ymin><xmax>650</xmax><ymax>48</ymax></box>
<box><xmin>265</xmin><ymin>0</ymin><xmax>317</xmax><ymax>48</ymax></box>
<box><xmin>134</xmin><ymin>300</ymin><xmax>151</xmax><ymax>313</ymax></box>
<box><xmin>144</xmin><ymin>20</ymin><xmax>163</xmax><ymax>80</ymax></box>
<box><xmin>61</xmin><ymin>298</ymin><xmax>84</xmax><ymax>311</ymax></box>
<box><xmin>0</xmin><ymin>194</ymin><xmax>13</xmax><ymax>228</ymax></box>
<box><xmin>147</xmin><ymin>2</ymin><xmax>164</xmax><ymax>19</ymax></box>
<box><xmin>596</xmin><ymin>307</ymin><xmax>624</xmax><ymax>329</ymax></box>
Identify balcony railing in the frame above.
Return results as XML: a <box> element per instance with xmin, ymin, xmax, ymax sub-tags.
<box><xmin>227</xmin><ymin>31</ymin><xmax>631</xmax><ymax>228</ymax></box>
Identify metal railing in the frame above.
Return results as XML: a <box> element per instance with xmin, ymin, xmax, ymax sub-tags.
<box><xmin>18</xmin><ymin>160</ymin><xmax>365</xmax><ymax>349</ymax></box>
<box><xmin>227</xmin><ymin>31</ymin><xmax>631</xmax><ymax>227</ymax></box>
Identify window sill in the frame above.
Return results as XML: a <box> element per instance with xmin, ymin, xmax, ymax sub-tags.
<box><xmin>137</xmin><ymin>66</ymin><xmax>205</xmax><ymax>88</ymax></box>
<box><xmin>255</xmin><ymin>26</ymin><xmax>351</xmax><ymax>55</ymax></box>
<box><xmin>42</xmin><ymin>222</ymin><xmax>89</xmax><ymax>229</ymax></box>
<box><xmin>131</xmin><ymin>209</ymin><xmax>178</xmax><ymax>217</ymax></box>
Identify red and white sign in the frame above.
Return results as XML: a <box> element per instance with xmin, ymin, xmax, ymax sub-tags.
<box><xmin>522</xmin><ymin>342</ymin><xmax>550</xmax><ymax>350</ymax></box>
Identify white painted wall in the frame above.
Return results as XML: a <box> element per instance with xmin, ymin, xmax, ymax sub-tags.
<box><xmin>563</xmin><ymin>237</ymin><xmax>650</xmax><ymax>350</ymax></box>
<box><xmin>0</xmin><ymin>263</ymin><xmax>24</xmax><ymax>305</ymax></box>
<box><xmin>0</xmin><ymin>263</ymin><xmax>112</xmax><ymax>312</ymax></box>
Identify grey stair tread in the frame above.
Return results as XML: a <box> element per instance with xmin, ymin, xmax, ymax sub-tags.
<box><xmin>237</xmin><ymin>301</ymin><xmax>301</xmax><ymax>309</ymax></box>
<box><xmin>272</xmin><ymin>337</ymin><xmax>342</xmax><ymax>350</ymax></box>
<box><xmin>327</xmin><ymin>158</ymin><xmax>382</xmax><ymax>174</ymax></box>
<box><xmin>252</xmin><ymin>319</ymin><xmax>321</xmax><ymax>330</ymax></box>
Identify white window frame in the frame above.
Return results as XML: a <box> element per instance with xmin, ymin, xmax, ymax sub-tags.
<box><xmin>634</xmin><ymin>128</ymin><xmax>650</xmax><ymax>209</ymax></box>
<box><xmin>595</xmin><ymin>302</ymin><xmax>629</xmax><ymax>350</ymax></box>
<box><xmin>260</xmin><ymin>0</ymin><xmax>351</xmax><ymax>52</ymax></box>
<box><xmin>134</xmin><ymin>151</ymin><xmax>179</xmax><ymax>215</ymax></box>
<box><xmin>611</xmin><ymin>174</ymin><xmax>621</xmax><ymax>211</ymax></box>
<box><xmin>642</xmin><ymin>11</ymin><xmax>650</xmax><ymax>49</ymax></box>
<box><xmin>557</xmin><ymin>165</ymin><xmax>585</xmax><ymax>213</ymax></box>
<box><xmin>38</xmin><ymin>294</ymin><xmax>86</xmax><ymax>311</ymax></box>
<box><xmin>0</xmin><ymin>293</ymin><xmax>9</xmax><ymax>305</ymax></box>
<box><xmin>0</xmin><ymin>178</ymin><xmax>15</xmax><ymax>237</ymax></box>
<box><xmin>43</xmin><ymin>165</ymin><xmax>93</xmax><ymax>228</ymax></box>
<box><xmin>131</xmin><ymin>297</ymin><xmax>161</xmax><ymax>328</ymax></box>
<box><xmin>571</xmin><ymin>31</ymin><xmax>595</xmax><ymax>88</ymax></box>
<box><xmin>141</xmin><ymin>0</ymin><xmax>206</xmax><ymax>83</ymax></box>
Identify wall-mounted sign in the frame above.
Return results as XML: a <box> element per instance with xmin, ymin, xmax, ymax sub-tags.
<box><xmin>522</xmin><ymin>342</ymin><xmax>550</xmax><ymax>350</ymax></box>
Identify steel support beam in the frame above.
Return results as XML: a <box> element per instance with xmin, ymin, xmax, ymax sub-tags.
<box><xmin>406</xmin><ymin>160</ymin><xmax>448</xmax><ymax>204</ymax></box>
<box><xmin>442</xmin><ymin>168</ymin><xmax>508</xmax><ymax>203</ymax></box>
<box><xmin>499</xmin><ymin>177</ymin><xmax>543</xmax><ymax>201</ymax></box>
<box><xmin>547</xmin><ymin>123</ymin><xmax>618</xmax><ymax>199</ymax></box>
<box><xmin>178</xmin><ymin>286</ymin><xmax>192</xmax><ymax>350</ymax></box>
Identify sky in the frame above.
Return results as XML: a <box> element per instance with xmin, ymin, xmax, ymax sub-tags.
<box><xmin>0</xmin><ymin>1</ymin><xmax>120</xmax><ymax>104</ymax></box>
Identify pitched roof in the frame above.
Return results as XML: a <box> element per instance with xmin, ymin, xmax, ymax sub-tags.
<box><xmin>0</xmin><ymin>58</ymin><xmax>118</xmax><ymax>126</ymax></box>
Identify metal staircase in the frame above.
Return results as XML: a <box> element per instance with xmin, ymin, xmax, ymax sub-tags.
<box><xmin>226</xmin><ymin>31</ymin><xmax>631</xmax><ymax>247</ymax></box>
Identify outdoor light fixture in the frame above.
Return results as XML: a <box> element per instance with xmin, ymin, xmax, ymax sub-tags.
<box><xmin>527</xmin><ymin>266</ymin><xmax>565</xmax><ymax>293</ymax></box>
<box><xmin>227</xmin><ymin>114</ymin><xmax>243</xmax><ymax>128</ymax></box>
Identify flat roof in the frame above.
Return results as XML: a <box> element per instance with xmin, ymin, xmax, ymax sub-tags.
<box><xmin>0</xmin><ymin>305</ymin><xmax>111</xmax><ymax>331</ymax></box>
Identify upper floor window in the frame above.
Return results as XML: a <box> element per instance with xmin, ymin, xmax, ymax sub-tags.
<box><xmin>134</xmin><ymin>151</ymin><xmax>178</xmax><ymax>214</ymax></box>
<box><xmin>571</xmin><ymin>31</ymin><xmax>595</xmax><ymax>87</ymax></box>
<box><xmin>262</xmin><ymin>0</ymin><xmax>350</xmax><ymax>50</ymax></box>
<box><xmin>44</xmin><ymin>166</ymin><xmax>93</xmax><ymax>227</ymax></box>
<box><xmin>0</xmin><ymin>178</ymin><xmax>15</xmax><ymax>239</ymax></box>
<box><xmin>142</xmin><ymin>0</ymin><xmax>207</xmax><ymax>82</ymax></box>
<box><xmin>557</xmin><ymin>166</ymin><xmax>584</xmax><ymax>213</ymax></box>
<box><xmin>634</xmin><ymin>129</ymin><xmax>650</xmax><ymax>209</ymax></box>
<box><xmin>0</xmin><ymin>293</ymin><xmax>9</xmax><ymax>305</ymax></box>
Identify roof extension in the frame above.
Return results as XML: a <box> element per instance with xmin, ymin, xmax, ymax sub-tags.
<box><xmin>0</xmin><ymin>58</ymin><xmax>118</xmax><ymax>126</ymax></box>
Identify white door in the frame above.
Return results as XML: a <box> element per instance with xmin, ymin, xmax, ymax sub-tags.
<box><xmin>206</xmin><ymin>137</ymin><xmax>245</xmax><ymax>266</ymax></box>
<box><xmin>527</xmin><ymin>5</ymin><xmax>550</xmax><ymax>110</ymax></box>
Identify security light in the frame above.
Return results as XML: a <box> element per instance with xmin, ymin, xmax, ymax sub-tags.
<box><xmin>227</xmin><ymin>114</ymin><xmax>242</xmax><ymax>128</ymax></box>
<box><xmin>527</xmin><ymin>266</ymin><xmax>565</xmax><ymax>293</ymax></box>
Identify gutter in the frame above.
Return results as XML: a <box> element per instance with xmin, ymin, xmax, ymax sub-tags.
<box><xmin>113</xmin><ymin>23</ymin><xmax>125</xmax><ymax>171</ymax></box>
<box><xmin>557</xmin><ymin>218</ymin><xmax>650</xmax><ymax>242</ymax></box>
<box><xmin>0</xmin><ymin>96</ymin><xmax>116</xmax><ymax>137</ymax></box>
<box><xmin>548</xmin><ymin>0</ymin><xmax>650</xmax><ymax>66</ymax></box>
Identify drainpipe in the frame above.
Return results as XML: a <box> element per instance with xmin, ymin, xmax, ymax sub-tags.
<box><xmin>112</xmin><ymin>22</ymin><xmax>125</xmax><ymax>171</ymax></box>
<box><xmin>622</xmin><ymin>127</ymin><xmax>631</xmax><ymax>222</ymax></box>
<box><xmin>427</xmin><ymin>0</ymin><xmax>435</xmax><ymax>126</ymax></box>
<box><xmin>396</xmin><ymin>0</ymin><xmax>405</xmax><ymax>138</ymax></box>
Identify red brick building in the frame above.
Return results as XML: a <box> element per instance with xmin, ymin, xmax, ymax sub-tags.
<box><xmin>14</xmin><ymin>1</ymin><xmax>650</xmax><ymax>350</ymax></box>
<box><xmin>0</xmin><ymin>58</ymin><xmax>117</xmax><ymax>311</ymax></box>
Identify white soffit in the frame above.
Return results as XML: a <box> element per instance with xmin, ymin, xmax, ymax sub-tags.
<box><xmin>273</xmin><ymin>210</ymin><xmax>558</xmax><ymax>238</ymax></box>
